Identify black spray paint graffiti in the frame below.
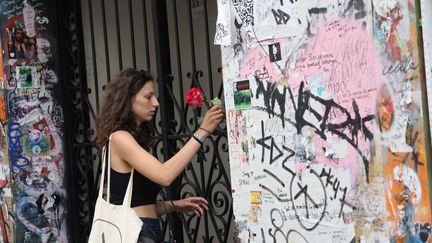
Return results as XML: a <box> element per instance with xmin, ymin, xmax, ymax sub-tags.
<box><xmin>255</xmin><ymin>77</ymin><xmax>287</xmax><ymax>128</ymax></box>
<box><xmin>319</xmin><ymin>167</ymin><xmax>356</xmax><ymax>218</ymax></box>
<box><xmin>279</xmin><ymin>0</ymin><xmax>298</xmax><ymax>5</ymax></box>
<box><xmin>255</xmin><ymin>66</ymin><xmax>270</xmax><ymax>79</ymax></box>
<box><xmin>272</xmin><ymin>9</ymin><xmax>290</xmax><ymax>25</ymax></box>
<box><xmin>271</xmin><ymin>0</ymin><xmax>304</xmax><ymax>26</ymax></box>
<box><xmin>257</xmin><ymin>119</ymin><xmax>296</xmax><ymax>203</ymax></box>
<box><xmin>257</xmin><ymin>121</ymin><xmax>295</xmax><ymax>165</ymax></box>
<box><xmin>255</xmin><ymin>77</ymin><xmax>374</xmax><ymax>182</ymax></box>
<box><xmin>260</xmin><ymin>166</ymin><xmax>354</xmax><ymax>231</ymax></box>
<box><xmin>290</xmin><ymin>168</ymin><xmax>327</xmax><ymax>231</ymax></box>
<box><xmin>233</xmin><ymin>18</ymin><xmax>244</xmax><ymax>58</ymax></box>
<box><xmin>308</xmin><ymin>8</ymin><xmax>327</xmax><ymax>15</ymax></box>
<box><xmin>260</xmin><ymin>169</ymin><xmax>293</xmax><ymax>203</ymax></box>
<box><xmin>292</xmin><ymin>81</ymin><xmax>374</xmax><ymax>146</ymax></box>
<box><xmin>264</xmin><ymin>208</ymin><xmax>310</xmax><ymax>243</ymax></box>
<box><xmin>306</xmin><ymin>6</ymin><xmax>328</xmax><ymax>37</ymax></box>
<box><xmin>342</xmin><ymin>0</ymin><xmax>367</xmax><ymax>20</ymax></box>
<box><xmin>256</xmin><ymin>120</ymin><xmax>357</xmax><ymax>231</ymax></box>
<box><xmin>260</xmin><ymin>163</ymin><xmax>357</xmax><ymax>231</ymax></box>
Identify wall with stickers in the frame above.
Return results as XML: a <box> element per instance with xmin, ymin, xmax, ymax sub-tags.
<box><xmin>216</xmin><ymin>0</ymin><xmax>432</xmax><ymax>242</ymax></box>
<box><xmin>0</xmin><ymin>0</ymin><xmax>67</xmax><ymax>242</ymax></box>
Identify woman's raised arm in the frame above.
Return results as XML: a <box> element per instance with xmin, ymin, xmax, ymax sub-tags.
<box><xmin>111</xmin><ymin>105</ymin><xmax>224</xmax><ymax>186</ymax></box>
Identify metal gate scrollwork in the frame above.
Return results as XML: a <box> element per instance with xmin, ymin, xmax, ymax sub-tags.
<box><xmin>157</xmin><ymin>69</ymin><xmax>233</xmax><ymax>242</ymax></box>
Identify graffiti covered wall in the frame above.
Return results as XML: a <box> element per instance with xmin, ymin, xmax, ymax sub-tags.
<box><xmin>0</xmin><ymin>0</ymin><xmax>68</xmax><ymax>242</ymax></box>
<box><xmin>0</xmin><ymin>42</ymin><xmax>14</xmax><ymax>243</ymax></box>
<box><xmin>217</xmin><ymin>0</ymin><xmax>432</xmax><ymax>242</ymax></box>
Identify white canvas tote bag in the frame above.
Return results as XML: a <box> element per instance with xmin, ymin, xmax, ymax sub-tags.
<box><xmin>88</xmin><ymin>138</ymin><xmax>143</xmax><ymax>243</ymax></box>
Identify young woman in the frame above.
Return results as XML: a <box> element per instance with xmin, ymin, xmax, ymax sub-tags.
<box><xmin>97</xmin><ymin>68</ymin><xmax>224</xmax><ymax>242</ymax></box>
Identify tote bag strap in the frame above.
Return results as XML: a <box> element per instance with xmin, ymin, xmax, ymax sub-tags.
<box><xmin>99</xmin><ymin>134</ymin><xmax>134</xmax><ymax>207</ymax></box>
<box><xmin>98</xmin><ymin>143</ymin><xmax>107</xmax><ymax>199</ymax></box>
<box><xmin>122</xmin><ymin>169</ymin><xmax>134</xmax><ymax>206</ymax></box>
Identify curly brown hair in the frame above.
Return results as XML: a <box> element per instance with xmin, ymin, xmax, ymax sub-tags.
<box><xmin>97</xmin><ymin>68</ymin><xmax>155</xmax><ymax>149</ymax></box>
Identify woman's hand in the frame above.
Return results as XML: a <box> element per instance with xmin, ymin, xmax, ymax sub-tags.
<box><xmin>172</xmin><ymin>197</ymin><xmax>209</xmax><ymax>217</ymax></box>
<box><xmin>200</xmin><ymin>105</ymin><xmax>225</xmax><ymax>135</ymax></box>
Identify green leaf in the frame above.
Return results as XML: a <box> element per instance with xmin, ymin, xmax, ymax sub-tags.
<box><xmin>210</xmin><ymin>97</ymin><xmax>222</xmax><ymax>106</ymax></box>
<box><xmin>197</xmin><ymin>116</ymin><xmax>204</xmax><ymax>125</ymax></box>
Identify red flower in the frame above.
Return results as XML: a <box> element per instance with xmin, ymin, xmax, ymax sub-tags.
<box><xmin>186</xmin><ymin>88</ymin><xmax>204</xmax><ymax>109</ymax></box>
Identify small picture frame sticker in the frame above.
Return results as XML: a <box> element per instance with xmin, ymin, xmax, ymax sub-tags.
<box><xmin>16</xmin><ymin>66</ymin><xmax>38</xmax><ymax>88</ymax></box>
<box><xmin>250</xmin><ymin>191</ymin><xmax>262</xmax><ymax>205</ymax></box>
<box><xmin>233</xmin><ymin>80</ymin><xmax>251</xmax><ymax>110</ymax></box>
<box><xmin>268</xmin><ymin>42</ymin><xmax>281</xmax><ymax>62</ymax></box>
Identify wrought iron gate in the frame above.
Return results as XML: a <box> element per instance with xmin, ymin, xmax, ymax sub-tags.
<box><xmin>58</xmin><ymin>0</ymin><xmax>234</xmax><ymax>242</ymax></box>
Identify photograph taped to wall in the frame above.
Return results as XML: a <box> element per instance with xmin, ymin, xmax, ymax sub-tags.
<box><xmin>6</xmin><ymin>26</ymin><xmax>38</xmax><ymax>62</ymax></box>
<box><xmin>16</xmin><ymin>66</ymin><xmax>38</xmax><ymax>89</ymax></box>
<box><xmin>233</xmin><ymin>80</ymin><xmax>252</xmax><ymax>110</ymax></box>
<box><xmin>268</xmin><ymin>42</ymin><xmax>281</xmax><ymax>62</ymax></box>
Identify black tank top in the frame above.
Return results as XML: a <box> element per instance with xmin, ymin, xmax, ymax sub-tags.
<box><xmin>109</xmin><ymin>168</ymin><xmax>161</xmax><ymax>207</ymax></box>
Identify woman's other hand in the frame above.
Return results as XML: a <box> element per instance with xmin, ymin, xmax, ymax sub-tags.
<box><xmin>200</xmin><ymin>105</ymin><xmax>224</xmax><ymax>135</ymax></box>
<box><xmin>172</xmin><ymin>197</ymin><xmax>209</xmax><ymax>217</ymax></box>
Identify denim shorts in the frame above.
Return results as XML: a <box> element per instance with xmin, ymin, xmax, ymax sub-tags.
<box><xmin>137</xmin><ymin>217</ymin><xmax>163</xmax><ymax>243</ymax></box>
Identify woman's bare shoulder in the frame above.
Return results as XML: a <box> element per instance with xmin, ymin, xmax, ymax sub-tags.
<box><xmin>110</xmin><ymin>130</ymin><xmax>134</xmax><ymax>139</ymax></box>
<box><xmin>109</xmin><ymin>130</ymin><xmax>157</xmax><ymax>173</ymax></box>
<box><xmin>110</xmin><ymin>130</ymin><xmax>140</xmax><ymax>158</ymax></box>
<box><xmin>110</xmin><ymin>130</ymin><xmax>140</xmax><ymax>149</ymax></box>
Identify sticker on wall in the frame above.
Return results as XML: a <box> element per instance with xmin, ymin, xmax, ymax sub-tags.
<box><xmin>24</xmin><ymin>131</ymin><xmax>50</xmax><ymax>156</ymax></box>
<box><xmin>6</xmin><ymin>27</ymin><xmax>25</xmax><ymax>59</ymax></box>
<box><xmin>250</xmin><ymin>191</ymin><xmax>262</xmax><ymax>205</ymax></box>
<box><xmin>233</xmin><ymin>80</ymin><xmax>252</xmax><ymax>110</ymax></box>
<box><xmin>6</xmin><ymin>25</ymin><xmax>37</xmax><ymax>62</ymax></box>
<box><xmin>23</xmin><ymin>3</ymin><xmax>36</xmax><ymax>38</ymax></box>
<box><xmin>16</xmin><ymin>66</ymin><xmax>38</xmax><ymax>89</ymax></box>
<box><xmin>268</xmin><ymin>43</ymin><xmax>281</xmax><ymax>62</ymax></box>
<box><xmin>0</xmin><ymin>92</ymin><xmax>6</xmax><ymax>123</ymax></box>
<box><xmin>29</xmin><ymin>129</ymin><xmax>43</xmax><ymax>144</ymax></box>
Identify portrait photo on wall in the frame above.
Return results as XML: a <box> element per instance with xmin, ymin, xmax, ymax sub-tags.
<box><xmin>6</xmin><ymin>25</ymin><xmax>38</xmax><ymax>62</ymax></box>
<box><xmin>268</xmin><ymin>42</ymin><xmax>281</xmax><ymax>62</ymax></box>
